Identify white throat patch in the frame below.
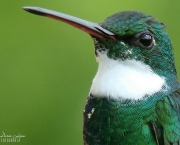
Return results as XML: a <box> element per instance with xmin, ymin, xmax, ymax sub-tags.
<box><xmin>90</xmin><ymin>52</ymin><xmax>166</xmax><ymax>100</ymax></box>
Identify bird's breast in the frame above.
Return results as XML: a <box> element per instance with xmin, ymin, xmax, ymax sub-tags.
<box><xmin>83</xmin><ymin>95</ymin><xmax>158</xmax><ymax>145</ymax></box>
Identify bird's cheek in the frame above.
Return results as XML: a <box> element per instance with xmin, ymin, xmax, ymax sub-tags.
<box><xmin>106</xmin><ymin>41</ymin><xmax>131</xmax><ymax>60</ymax></box>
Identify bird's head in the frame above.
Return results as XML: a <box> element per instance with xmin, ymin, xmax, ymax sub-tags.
<box><xmin>23</xmin><ymin>7</ymin><xmax>178</xmax><ymax>94</ymax></box>
<box><xmin>95</xmin><ymin>11</ymin><xmax>175</xmax><ymax>79</ymax></box>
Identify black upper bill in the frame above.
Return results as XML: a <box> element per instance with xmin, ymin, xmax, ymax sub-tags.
<box><xmin>23</xmin><ymin>6</ymin><xmax>115</xmax><ymax>39</ymax></box>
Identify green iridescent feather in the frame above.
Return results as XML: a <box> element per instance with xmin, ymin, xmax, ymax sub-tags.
<box><xmin>83</xmin><ymin>89</ymin><xmax>180</xmax><ymax>145</ymax></box>
<box><xmin>83</xmin><ymin>10</ymin><xmax>180</xmax><ymax>145</ymax></box>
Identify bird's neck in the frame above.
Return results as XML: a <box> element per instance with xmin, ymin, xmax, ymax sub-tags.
<box><xmin>90</xmin><ymin>52</ymin><xmax>169</xmax><ymax>100</ymax></box>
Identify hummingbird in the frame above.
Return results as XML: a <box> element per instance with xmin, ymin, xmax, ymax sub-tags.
<box><xmin>23</xmin><ymin>6</ymin><xmax>180</xmax><ymax>145</ymax></box>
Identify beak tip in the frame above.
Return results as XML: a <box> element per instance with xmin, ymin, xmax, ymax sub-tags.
<box><xmin>22</xmin><ymin>6</ymin><xmax>31</xmax><ymax>11</ymax></box>
<box><xmin>22</xmin><ymin>6</ymin><xmax>46</xmax><ymax>16</ymax></box>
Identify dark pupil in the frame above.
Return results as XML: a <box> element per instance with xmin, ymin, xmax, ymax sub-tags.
<box><xmin>139</xmin><ymin>34</ymin><xmax>152</xmax><ymax>47</ymax></box>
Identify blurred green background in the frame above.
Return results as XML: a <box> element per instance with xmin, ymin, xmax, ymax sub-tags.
<box><xmin>1</xmin><ymin>0</ymin><xmax>180</xmax><ymax>144</ymax></box>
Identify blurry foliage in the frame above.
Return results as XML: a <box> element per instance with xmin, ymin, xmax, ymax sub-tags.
<box><xmin>0</xmin><ymin>0</ymin><xmax>180</xmax><ymax>145</ymax></box>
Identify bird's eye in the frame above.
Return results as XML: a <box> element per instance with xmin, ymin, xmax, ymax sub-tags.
<box><xmin>137</xmin><ymin>32</ymin><xmax>154</xmax><ymax>49</ymax></box>
<box><xmin>139</xmin><ymin>34</ymin><xmax>152</xmax><ymax>46</ymax></box>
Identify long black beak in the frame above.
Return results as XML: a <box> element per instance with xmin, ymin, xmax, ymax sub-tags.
<box><xmin>23</xmin><ymin>6</ymin><xmax>115</xmax><ymax>40</ymax></box>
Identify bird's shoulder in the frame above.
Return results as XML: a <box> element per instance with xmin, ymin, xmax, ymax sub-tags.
<box><xmin>153</xmin><ymin>87</ymin><xmax>180</xmax><ymax>145</ymax></box>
